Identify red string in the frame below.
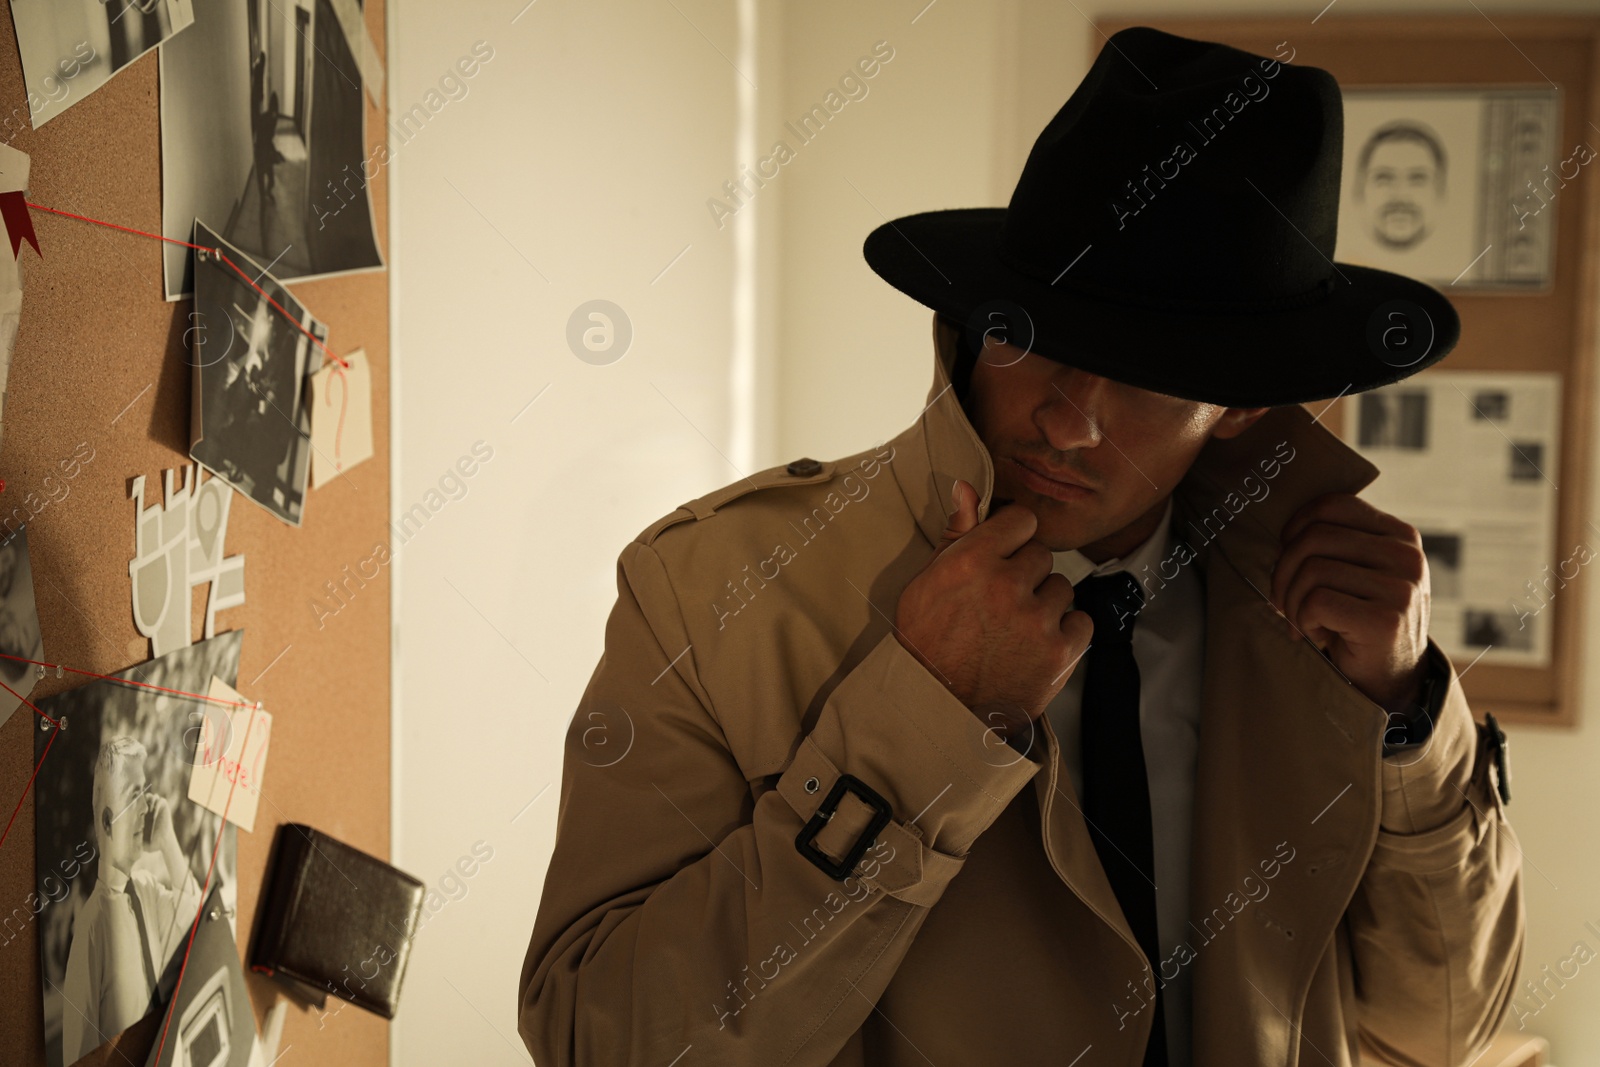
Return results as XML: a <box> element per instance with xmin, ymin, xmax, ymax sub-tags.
<box><xmin>0</xmin><ymin>723</ymin><xmax>55</xmax><ymax>853</ymax></box>
<box><xmin>23</xmin><ymin>200</ymin><xmax>349</xmax><ymax>370</ymax></box>
<box><xmin>0</xmin><ymin>652</ymin><xmax>254</xmax><ymax>710</ymax></box>
<box><xmin>0</xmin><ymin>671</ymin><xmax>60</xmax><ymax>728</ymax></box>
<box><xmin>0</xmin><ymin>674</ymin><xmax>61</xmax><ymax>853</ymax></box>
<box><xmin>213</xmin><ymin>249</ymin><xmax>348</xmax><ymax>370</ymax></box>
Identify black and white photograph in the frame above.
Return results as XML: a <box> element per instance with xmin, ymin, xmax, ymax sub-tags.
<box><xmin>1510</xmin><ymin>441</ymin><xmax>1546</xmax><ymax>482</ymax></box>
<box><xmin>159</xmin><ymin>0</ymin><xmax>384</xmax><ymax>301</ymax></box>
<box><xmin>143</xmin><ymin>886</ymin><xmax>261</xmax><ymax>1067</ymax></box>
<box><xmin>0</xmin><ymin>523</ymin><xmax>44</xmax><ymax>729</ymax></box>
<box><xmin>1357</xmin><ymin>389</ymin><xmax>1430</xmax><ymax>450</ymax></box>
<box><xmin>1420</xmin><ymin>530</ymin><xmax>1463</xmax><ymax>600</ymax></box>
<box><xmin>189</xmin><ymin>220</ymin><xmax>327</xmax><ymax>527</ymax></box>
<box><xmin>9</xmin><ymin>0</ymin><xmax>195</xmax><ymax>128</ymax></box>
<box><xmin>1336</xmin><ymin>87</ymin><xmax>1561</xmax><ymax>289</ymax></box>
<box><xmin>32</xmin><ymin>632</ymin><xmax>242</xmax><ymax>1067</ymax></box>
<box><xmin>1463</xmin><ymin>607</ymin><xmax>1536</xmax><ymax>652</ymax></box>
<box><xmin>1353</xmin><ymin>370</ymin><xmax>1561</xmax><ymax>669</ymax></box>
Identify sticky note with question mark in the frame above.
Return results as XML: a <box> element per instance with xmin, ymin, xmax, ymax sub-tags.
<box><xmin>187</xmin><ymin>676</ymin><xmax>272</xmax><ymax>832</ymax></box>
<box><xmin>308</xmin><ymin>348</ymin><xmax>374</xmax><ymax>487</ymax></box>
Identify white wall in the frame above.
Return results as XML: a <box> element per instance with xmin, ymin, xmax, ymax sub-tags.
<box><xmin>773</xmin><ymin>0</ymin><xmax>1016</xmax><ymax>461</ymax></box>
<box><xmin>390</xmin><ymin>0</ymin><xmax>772</xmax><ymax>1062</ymax></box>
<box><xmin>394</xmin><ymin>0</ymin><xmax>1600</xmax><ymax>1062</ymax></box>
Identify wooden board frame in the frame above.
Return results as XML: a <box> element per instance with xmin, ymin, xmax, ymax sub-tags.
<box><xmin>1096</xmin><ymin>14</ymin><xmax>1600</xmax><ymax>729</ymax></box>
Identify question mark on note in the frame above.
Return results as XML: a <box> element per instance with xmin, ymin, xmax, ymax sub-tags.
<box><xmin>325</xmin><ymin>362</ymin><xmax>349</xmax><ymax>472</ymax></box>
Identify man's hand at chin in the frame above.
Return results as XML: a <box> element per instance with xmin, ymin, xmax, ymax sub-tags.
<box><xmin>893</xmin><ymin>479</ymin><xmax>1093</xmax><ymax>740</ymax></box>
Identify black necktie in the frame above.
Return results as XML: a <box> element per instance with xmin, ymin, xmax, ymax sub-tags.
<box><xmin>1074</xmin><ymin>570</ymin><xmax>1167</xmax><ymax>1067</ymax></box>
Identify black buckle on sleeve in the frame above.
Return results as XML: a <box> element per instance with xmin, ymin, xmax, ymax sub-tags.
<box><xmin>794</xmin><ymin>773</ymin><xmax>894</xmax><ymax>881</ymax></box>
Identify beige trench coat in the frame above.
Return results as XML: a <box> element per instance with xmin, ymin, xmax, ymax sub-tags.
<box><xmin>519</xmin><ymin>315</ymin><xmax>1523</xmax><ymax>1066</ymax></box>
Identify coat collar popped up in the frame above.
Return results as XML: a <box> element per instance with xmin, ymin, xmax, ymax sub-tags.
<box><xmin>891</xmin><ymin>312</ymin><xmax>1385</xmax><ymax>590</ymax></box>
<box><xmin>883</xmin><ymin>312</ymin><xmax>1400</xmax><ymax>1054</ymax></box>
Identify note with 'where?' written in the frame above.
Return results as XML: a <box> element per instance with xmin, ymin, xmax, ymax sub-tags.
<box><xmin>187</xmin><ymin>676</ymin><xmax>272</xmax><ymax>832</ymax></box>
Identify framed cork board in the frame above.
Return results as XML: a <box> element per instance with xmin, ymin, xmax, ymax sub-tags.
<box><xmin>0</xmin><ymin>2</ymin><xmax>393</xmax><ymax>1066</ymax></box>
<box><xmin>1096</xmin><ymin>15</ymin><xmax>1600</xmax><ymax>728</ymax></box>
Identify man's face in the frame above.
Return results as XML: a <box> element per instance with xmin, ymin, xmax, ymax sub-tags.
<box><xmin>101</xmin><ymin>759</ymin><xmax>150</xmax><ymax>872</ymax></box>
<box><xmin>964</xmin><ymin>341</ymin><xmax>1268</xmax><ymax>557</ymax></box>
<box><xmin>1361</xmin><ymin>139</ymin><xmax>1440</xmax><ymax>247</ymax></box>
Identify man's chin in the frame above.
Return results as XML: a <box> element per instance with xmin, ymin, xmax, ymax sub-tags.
<box><xmin>997</xmin><ymin>494</ymin><xmax>1089</xmax><ymax>545</ymax></box>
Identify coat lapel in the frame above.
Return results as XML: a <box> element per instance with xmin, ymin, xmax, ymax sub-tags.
<box><xmin>1173</xmin><ymin>405</ymin><xmax>1393</xmax><ymax>1063</ymax></box>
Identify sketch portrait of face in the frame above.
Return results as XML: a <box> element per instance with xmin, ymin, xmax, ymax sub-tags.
<box><xmin>1356</xmin><ymin>121</ymin><xmax>1447</xmax><ymax>250</ymax></box>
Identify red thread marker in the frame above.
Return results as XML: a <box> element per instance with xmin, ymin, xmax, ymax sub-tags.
<box><xmin>0</xmin><ymin>728</ymin><xmax>55</xmax><ymax>852</ymax></box>
<box><xmin>0</xmin><ymin>675</ymin><xmax>57</xmax><ymax>853</ymax></box>
<box><xmin>0</xmin><ymin>652</ymin><xmax>253</xmax><ymax>709</ymax></box>
<box><xmin>24</xmin><ymin>201</ymin><xmax>349</xmax><ymax>370</ymax></box>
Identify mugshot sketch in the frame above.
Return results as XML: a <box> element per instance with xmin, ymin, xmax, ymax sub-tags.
<box><xmin>1337</xmin><ymin>87</ymin><xmax>1559</xmax><ymax>288</ymax></box>
<box><xmin>1355</xmin><ymin>120</ymin><xmax>1447</xmax><ymax>250</ymax></box>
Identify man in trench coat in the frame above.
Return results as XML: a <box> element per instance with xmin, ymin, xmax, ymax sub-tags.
<box><xmin>519</xmin><ymin>27</ymin><xmax>1523</xmax><ymax>1067</ymax></box>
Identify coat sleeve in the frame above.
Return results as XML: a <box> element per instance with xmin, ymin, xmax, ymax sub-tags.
<box><xmin>1345</xmin><ymin>637</ymin><xmax>1525</xmax><ymax>1066</ymax></box>
<box><xmin>517</xmin><ymin>539</ymin><xmax>1044</xmax><ymax>1066</ymax></box>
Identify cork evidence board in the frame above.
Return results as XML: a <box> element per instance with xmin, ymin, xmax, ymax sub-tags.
<box><xmin>1098</xmin><ymin>15</ymin><xmax>1600</xmax><ymax>728</ymax></box>
<box><xmin>0</xmin><ymin>1</ymin><xmax>393</xmax><ymax>1065</ymax></box>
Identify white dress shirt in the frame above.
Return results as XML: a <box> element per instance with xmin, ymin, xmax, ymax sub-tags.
<box><xmin>59</xmin><ymin>859</ymin><xmax>203</xmax><ymax>1063</ymax></box>
<box><xmin>1046</xmin><ymin>495</ymin><xmax>1205</xmax><ymax>1067</ymax></box>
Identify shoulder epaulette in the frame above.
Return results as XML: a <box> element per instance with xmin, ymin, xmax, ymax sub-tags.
<box><xmin>636</xmin><ymin>456</ymin><xmax>838</xmax><ymax>545</ymax></box>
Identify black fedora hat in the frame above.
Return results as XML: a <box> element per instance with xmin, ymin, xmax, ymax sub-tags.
<box><xmin>863</xmin><ymin>26</ymin><xmax>1461</xmax><ymax>408</ymax></box>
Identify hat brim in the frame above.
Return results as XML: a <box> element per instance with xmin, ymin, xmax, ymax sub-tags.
<box><xmin>863</xmin><ymin>208</ymin><xmax>1461</xmax><ymax>407</ymax></box>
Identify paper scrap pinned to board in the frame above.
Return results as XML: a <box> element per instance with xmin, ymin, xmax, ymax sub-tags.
<box><xmin>130</xmin><ymin>463</ymin><xmax>246</xmax><ymax>660</ymax></box>
<box><xmin>187</xmin><ymin>677</ymin><xmax>271</xmax><ymax>833</ymax></box>
<box><xmin>308</xmin><ymin>348</ymin><xmax>374</xmax><ymax>485</ymax></box>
